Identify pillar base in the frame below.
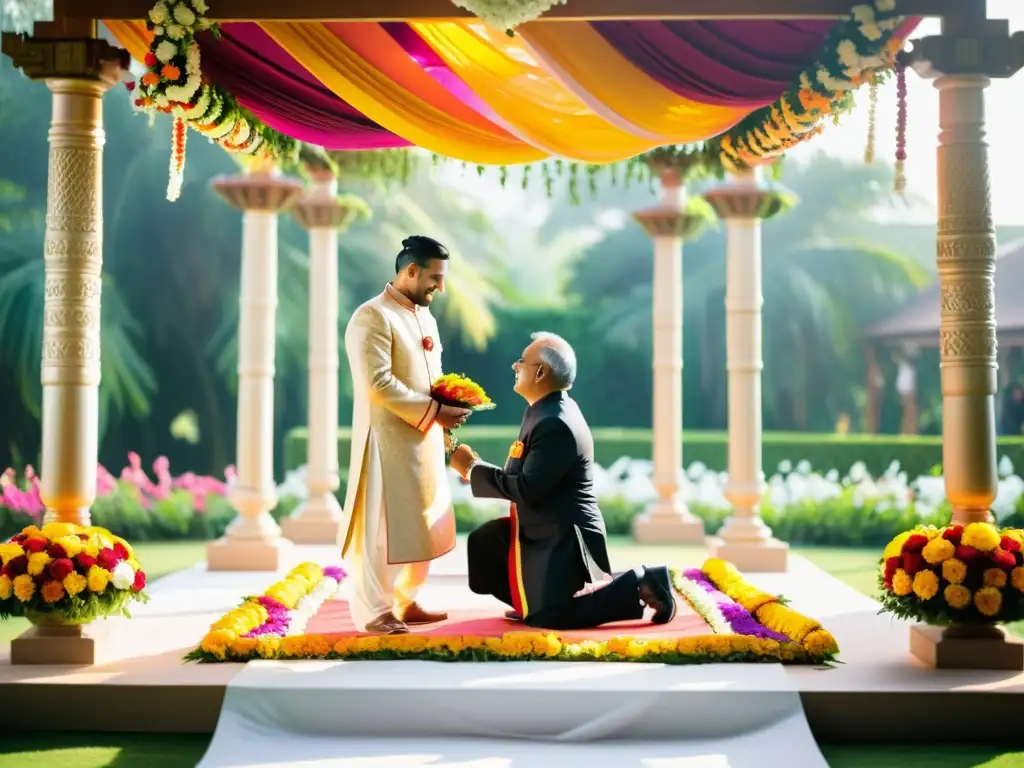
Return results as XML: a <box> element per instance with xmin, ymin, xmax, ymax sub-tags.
<box><xmin>10</xmin><ymin>621</ymin><xmax>113</xmax><ymax>666</ymax></box>
<box><xmin>280</xmin><ymin>496</ymin><xmax>342</xmax><ymax>545</ymax></box>
<box><xmin>206</xmin><ymin>536</ymin><xmax>293</xmax><ymax>572</ymax></box>
<box><xmin>707</xmin><ymin>537</ymin><xmax>789</xmax><ymax>573</ymax></box>
<box><xmin>910</xmin><ymin>624</ymin><xmax>1024</xmax><ymax>670</ymax></box>
<box><xmin>632</xmin><ymin>503</ymin><xmax>705</xmax><ymax>544</ymax></box>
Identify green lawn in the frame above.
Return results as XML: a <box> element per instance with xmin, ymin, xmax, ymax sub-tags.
<box><xmin>2</xmin><ymin>538</ymin><xmax>1023</xmax><ymax>767</ymax></box>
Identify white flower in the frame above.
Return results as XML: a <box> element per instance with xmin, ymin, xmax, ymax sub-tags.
<box><xmin>149</xmin><ymin>1</ymin><xmax>169</xmax><ymax>24</ymax></box>
<box><xmin>875</xmin><ymin>0</ymin><xmax>896</xmax><ymax>12</ymax></box>
<box><xmin>155</xmin><ymin>40</ymin><xmax>178</xmax><ymax>64</ymax></box>
<box><xmin>860</xmin><ymin>23</ymin><xmax>883</xmax><ymax>42</ymax></box>
<box><xmin>173</xmin><ymin>3</ymin><xmax>197</xmax><ymax>26</ymax></box>
<box><xmin>450</xmin><ymin>0</ymin><xmax>567</xmax><ymax>30</ymax></box>
<box><xmin>778</xmin><ymin>460</ymin><xmax>792</xmax><ymax>474</ymax></box>
<box><xmin>837</xmin><ymin>40</ymin><xmax>861</xmax><ymax>68</ymax></box>
<box><xmin>851</xmin><ymin>4</ymin><xmax>876</xmax><ymax>24</ymax></box>
<box><xmin>166</xmin><ymin>24</ymin><xmax>186</xmax><ymax>41</ymax></box>
<box><xmin>153</xmin><ymin>25</ymin><xmax>164</xmax><ymax>35</ymax></box>
<box><xmin>192</xmin><ymin>0</ymin><xmax>210</xmax><ymax>13</ymax></box>
<box><xmin>111</xmin><ymin>561</ymin><xmax>136</xmax><ymax>590</ymax></box>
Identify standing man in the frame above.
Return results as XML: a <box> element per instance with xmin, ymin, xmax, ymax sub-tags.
<box><xmin>450</xmin><ymin>332</ymin><xmax>676</xmax><ymax>630</ymax></box>
<box><xmin>342</xmin><ymin>236</ymin><xmax>470</xmax><ymax>635</ymax></box>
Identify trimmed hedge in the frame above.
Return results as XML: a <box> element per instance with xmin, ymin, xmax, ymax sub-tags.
<box><xmin>284</xmin><ymin>426</ymin><xmax>1024</xmax><ymax>481</ymax></box>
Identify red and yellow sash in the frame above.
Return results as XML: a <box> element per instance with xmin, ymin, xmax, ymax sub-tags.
<box><xmin>507</xmin><ymin>502</ymin><xmax>529</xmax><ymax>617</ymax></box>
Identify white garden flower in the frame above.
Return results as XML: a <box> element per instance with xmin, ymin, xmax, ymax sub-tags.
<box><xmin>173</xmin><ymin>3</ymin><xmax>197</xmax><ymax>27</ymax></box>
<box><xmin>149</xmin><ymin>1</ymin><xmax>169</xmax><ymax>25</ymax></box>
<box><xmin>451</xmin><ymin>0</ymin><xmax>567</xmax><ymax>30</ymax></box>
<box><xmin>851</xmin><ymin>5</ymin><xmax>876</xmax><ymax>24</ymax></box>
<box><xmin>155</xmin><ymin>40</ymin><xmax>178</xmax><ymax>64</ymax></box>
<box><xmin>111</xmin><ymin>561</ymin><xmax>136</xmax><ymax>591</ymax></box>
<box><xmin>166</xmin><ymin>24</ymin><xmax>186</xmax><ymax>41</ymax></box>
<box><xmin>875</xmin><ymin>0</ymin><xmax>896</xmax><ymax>12</ymax></box>
<box><xmin>192</xmin><ymin>0</ymin><xmax>210</xmax><ymax>13</ymax></box>
<box><xmin>837</xmin><ymin>39</ymin><xmax>861</xmax><ymax>68</ymax></box>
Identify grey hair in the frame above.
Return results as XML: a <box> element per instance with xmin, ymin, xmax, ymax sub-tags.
<box><xmin>531</xmin><ymin>331</ymin><xmax>576</xmax><ymax>390</ymax></box>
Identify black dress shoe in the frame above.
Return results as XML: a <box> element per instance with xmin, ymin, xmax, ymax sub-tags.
<box><xmin>504</xmin><ymin>610</ymin><xmax>523</xmax><ymax>621</ymax></box>
<box><xmin>638</xmin><ymin>566</ymin><xmax>677</xmax><ymax>625</ymax></box>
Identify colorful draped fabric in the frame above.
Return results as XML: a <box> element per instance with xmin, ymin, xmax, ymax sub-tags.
<box><xmin>105</xmin><ymin>13</ymin><xmax>920</xmax><ymax>166</ymax></box>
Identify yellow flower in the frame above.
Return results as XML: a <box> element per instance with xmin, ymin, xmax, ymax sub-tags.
<box><xmin>921</xmin><ymin>537</ymin><xmax>955</xmax><ymax>565</ymax></box>
<box><xmin>13</xmin><ymin>574</ymin><xmax>35</xmax><ymax>602</ymax></box>
<box><xmin>891</xmin><ymin>569</ymin><xmax>913</xmax><ymax>596</ymax></box>
<box><xmin>55</xmin><ymin>535</ymin><xmax>83</xmax><ymax>558</ymax></box>
<box><xmin>83</xmin><ymin>538</ymin><xmax>101</xmax><ymax>558</ymax></box>
<box><xmin>944</xmin><ymin>584</ymin><xmax>971</xmax><ymax>610</ymax></box>
<box><xmin>974</xmin><ymin>586</ymin><xmax>1003</xmax><ymax>617</ymax></box>
<box><xmin>228</xmin><ymin>637</ymin><xmax>258</xmax><ymax>657</ymax></box>
<box><xmin>200</xmin><ymin>629</ymin><xmax>236</xmax><ymax>659</ymax></box>
<box><xmin>983</xmin><ymin>568</ymin><xmax>1008</xmax><ymax>588</ymax></box>
<box><xmin>41</xmin><ymin>522</ymin><xmax>79</xmax><ymax>540</ymax></box>
<box><xmin>86</xmin><ymin>565</ymin><xmax>110</xmax><ymax>593</ymax></box>
<box><xmin>306</xmin><ymin>635</ymin><xmax>331</xmax><ymax>657</ymax></box>
<box><xmin>255</xmin><ymin>636</ymin><xmax>281</xmax><ymax>658</ymax></box>
<box><xmin>26</xmin><ymin>551</ymin><xmax>51</xmax><ymax>576</ymax></box>
<box><xmin>1011</xmin><ymin>567</ymin><xmax>1024</xmax><ymax>593</ymax></box>
<box><xmin>332</xmin><ymin>637</ymin><xmax>355</xmax><ymax>655</ymax></box>
<box><xmin>757</xmin><ymin>602</ymin><xmax>820</xmax><ymax>642</ymax></box>
<box><xmin>19</xmin><ymin>525</ymin><xmax>42</xmax><ymax>538</ymax></box>
<box><xmin>942</xmin><ymin>558</ymin><xmax>967</xmax><ymax>585</ymax></box>
<box><xmin>883</xmin><ymin>531</ymin><xmax>913</xmax><ymax>561</ymax></box>
<box><xmin>0</xmin><ymin>574</ymin><xmax>11</xmax><ymax>600</ymax></box>
<box><xmin>912</xmin><ymin>569</ymin><xmax>939</xmax><ymax>600</ymax></box>
<box><xmin>803</xmin><ymin>629</ymin><xmax>839</xmax><ymax>657</ymax></box>
<box><xmin>961</xmin><ymin>523</ymin><xmax>1001</xmax><ymax>552</ymax></box>
<box><xmin>0</xmin><ymin>542</ymin><xmax>25</xmax><ymax>565</ymax></box>
<box><xmin>353</xmin><ymin>636</ymin><xmax>381</xmax><ymax>653</ymax></box>
<box><xmin>280</xmin><ymin>636</ymin><xmax>310</xmax><ymax>657</ymax></box>
<box><xmin>63</xmin><ymin>572</ymin><xmax>87</xmax><ymax>597</ymax></box>
<box><xmin>41</xmin><ymin>579</ymin><xmax>65</xmax><ymax>603</ymax></box>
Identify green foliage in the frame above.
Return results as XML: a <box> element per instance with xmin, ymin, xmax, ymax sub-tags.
<box><xmin>0</xmin><ymin>584</ymin><xmax>149</xmax><ymax>623</ymax></box>
<box><xmin>285</xmin><ymin>425</ymin><xmax>1024</xmax><ymax>486</ymax></box>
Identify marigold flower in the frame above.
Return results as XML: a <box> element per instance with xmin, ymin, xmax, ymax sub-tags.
<box><xmin>86</xmin><ymin>565</ymin><xmax>110</xmax><ymax>593</ymax></box>
<box><xmin>891</xmin><ymin>569</ymin><xmax>912</xmax><ymax>596</ymax></box>
<box><xmin>41</xmin><ymin>579</ymin><xmax>65</xmax><ymax>603</ymax></box>
<box><xmin>0</xmin><ymin>542</ymin><xmax>25</xmax><ymax>566</ymax></box>
<box><xmin>1012</xmin><ymin>567</ymin><xmax>1024</xmax><ymax>593</ymax></box>
<box><xmin>962</xmin><ymin>522</ymin><xmax>1001</xmax><ymax>552</ymax></box>
<box><xmin>13</xmin><ymin>573</ymin><xmax>35</xmax><ymax>602</ymax></box>
<box><xmin>26</xmin><ymin>551</ymin><xmax>51</xmax><ymax>576</ymax></box>
<box><xmin>942</xmin><ymin>558</ymin><xmax>968</xmax><ymax>585</ymax></box>
<box><xmin>944</xmin><ymin>584</ymin><xmax>971</xmax><ymax>610</ymax></box>
<box><xmin>63</xmin><ymin>572</ymin><xmax>87</xmax><ymax>597</ymax></box>
<box><xmin>912</xmin><ymin>569</ymin><xmax>940</xmax><ymax>600</ymax></box>
<box><xmin>0</xmin><ymin>574</ymin><xmax>12</xmax><ymax>600</ymax></box>
<box><xmin>228</xmin><ymin>637</ymin><xmax>258</xmax><ymax>656</ymax></box>
<box><xmin>922</xmin><ymin>537</ymin><xmax>955</xmax><ymax>565</ymax></box>
<box><xmin>983</xmin><ymin>568</ymin><xmax>1008</xmax><ymax>589</ymax></box>
<box><xmin>974</xmin><ymin>586</ymin><xmax>1003</xmax><ymax>617</ymax></box>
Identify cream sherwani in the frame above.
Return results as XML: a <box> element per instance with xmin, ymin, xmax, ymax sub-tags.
<box><xmin>341</xmin><ymin>283</ymin><xmax>456</xmax><ymax>626</ymax></box>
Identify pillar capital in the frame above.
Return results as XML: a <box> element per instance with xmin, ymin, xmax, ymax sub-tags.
<box><xmin>908</xmin><ymin>18</ymin><xmax>1023</xmax><ymax>80</ymax></box>
<box><xmin>703</xmin><ymin>172</ymin><xmax>793</xmax><ymax>222</ymax></box>
<box><xmin>633</xmin><ymin>208</ymin><xmax>706</xmax><ymax>240</ymax></box>
<box><xmin>212</xmin><ymin>173</ymin><xmax>304</xmax><ymax>214</ymax></box>
<box><xmin>1</xmin><ymin>32</ymin><xmax>128</xmax><ymax>84</ymax></box>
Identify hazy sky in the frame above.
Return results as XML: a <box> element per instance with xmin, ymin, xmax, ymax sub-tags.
<box><xmin>790</xmin><ymin>0</ymin><xmax>1023</xmax><ymax>225</ymax></box>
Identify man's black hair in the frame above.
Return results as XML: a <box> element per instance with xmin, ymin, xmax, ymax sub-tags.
<box><xmin>395</xmin><ymin>235</ymin><xmax>450</xmax><ymax>274</ymax></box>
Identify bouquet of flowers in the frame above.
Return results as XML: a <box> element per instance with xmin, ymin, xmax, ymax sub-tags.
<box><xmin>0</xmin><ymin>523</ymin><xmax>149</xmax><ymax>624</ymax></box>
<box><xmin>431</xmin><ymin>373</ymin><xmax>495</xmax><ymax>458</ymax></box>
<box><xmin>878</xmin><ymin>523</ymin><xmax>1024</xmax><ymax>626</ymax></box>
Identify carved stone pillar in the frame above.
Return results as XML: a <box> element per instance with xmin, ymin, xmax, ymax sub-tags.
<box><xmin>905</xmin><ymin>15</ymin><xmax>1024</xmax><ymax>670</ymax></box>
<box><xmin>281</xmin><ymin>174</ymin><xmax>361</xmax><ymax>545</ymax></box>
<box><xmin>207</xmin><ymin>168</ymin><xmax>303</xmax><ymax>572</ymax></box>
<box><xmin>703</xmin><ymin>168</ymin><xmax>789</xmax><ymax>572</ymax></box>
<box><xmin>631</xmin><ymin>168</ymin><xmax>705</xmax><ymax>544</ymax></box>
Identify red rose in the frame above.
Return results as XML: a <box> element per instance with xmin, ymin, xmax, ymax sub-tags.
<box><xmin>132</xmin><ymin>570</ymin><xmax>147</xmax><ymax>591</ymax></box>
<box><xmin>48</xmin><ymin>558</ymin><xmax>74</xmax><ymax>581</ymax></box>
<box><xmin>113</xmin><ymin>542</ymin><xmax>130</xmax><ymax>561</ymax></box>
<box><xmin>22</xmin><ymin>538</ymin><xmax>47</xmax><ymax>554</ymax></box>
<box><xmin>955</xmin><ymin>544</ymin><xmax>984</xmax><ymax>562</ymax></box>
<box><xmin>903</xmin><ymin>552</ymin><xmax>925</xmax><ymax>576</ymax></box>
<box><xmin>989</xmin><ymin>548</ymin><xmax>1017</xmax><ymax>570</ymax></box>
<box><xmin>883</xmin><ymin>556</ymin><xmax>901</xmax><ymax>580</ymax></box>
<box><xmin>942</xmin><ymin>525</ymin><xmax>964</xmax><ymax>545</ymax></box>
<box><xmin>96</xmin><ymin>548</ymin><xmax>120</xmax><ymax>570</ymax></box>
<box><xmin>1000</xmin><ymin>535</ymin><xmax>1021</xmax><ymax>553</ymax></box>
<box><xmin>144</xmin><ymin>52</ymin><xmax>157</xmax><ymax>67</ymax></box>
<box><xmin>48</xmin><ymin>542</ymin><xmax>68</xmax><ymax>559</ymax></box>
<box><xmin>5</xmin><ymin>555</ymin><xmax>27</xmax><ymax>576</ymax></box>
<box><xmin>75</xmin><ymin>553</ymin><xmax>97</xmax><ymax>572</ymax></box>
<box><xmin>124</xmin><ymin>81</ymin><xmax>136</xmax><ymax>92</ymax></box>
<box><xmin>422</xmin><ymin>336</ymin><xmax>434</xmax><ymax>352</ymax></box>
<box><xmin>902</xmin><ymin>534</ymin><xmax>929</xmax><ymax>554</ymax></box>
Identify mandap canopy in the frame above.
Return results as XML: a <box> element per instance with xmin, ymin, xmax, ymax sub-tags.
<box><xmin>102</xmin><ymin>0</ymin><xmax>919</xmax><ymax>197</ymax></box>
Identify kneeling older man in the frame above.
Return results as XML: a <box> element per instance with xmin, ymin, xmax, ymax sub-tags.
<box><xmin>449</xmin><ymin>331</ymin><xmax>676</xmax><ymax>630</ymax></box>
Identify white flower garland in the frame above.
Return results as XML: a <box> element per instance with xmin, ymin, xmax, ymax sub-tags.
<box><xmin>450</xmin><ymin>0</ymin><xmax>567</xmax><ymax>31</ymax></box>
<box><xmin>672</xmin><ymin>572</ymin><xmax>734</xmax><ymax>636</ymax></box>
<box><xmin>285</xmin><ymin>573</ymin><xmax>344</xmax><ymax>636</ymax></box>
<box><xmin>811</xmin><ymin>0</ymin><xmax>901</xmax><ymax>93</ymax></box>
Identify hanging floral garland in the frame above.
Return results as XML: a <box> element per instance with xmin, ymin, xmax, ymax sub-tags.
<box><xmin>449</xmin><ymin>0</ymin><xmax>567</xmax><ymax>33</ymax></box>
<box><xmin>129</xmin><ymin>0</ymin><xmax>298</xmax><ymax>200</ymax></box>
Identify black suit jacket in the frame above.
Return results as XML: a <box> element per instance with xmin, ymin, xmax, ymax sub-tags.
<box><xmin>469</xmin><ymin>391</ymin><xmax>612</xmax><ymax>615</ymax></box>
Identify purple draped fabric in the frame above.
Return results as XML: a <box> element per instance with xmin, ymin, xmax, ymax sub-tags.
<box><xmin>593</xmin><ymin>21</ymin><xmax>835</xmax><ymax>107</ymax></box>
<box><xmin>200</xmin><ymin>23</ymin><xmax>410</xmax><ymax>150</ymax></box>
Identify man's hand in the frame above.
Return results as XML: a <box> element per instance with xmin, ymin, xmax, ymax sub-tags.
<box><xmin>450</xmin><ymin>444</ymin><xmax>477</xmax><ymax>478</ymax></box>
<box><xmin>436</xmin><ymin>404</ymin><xmax>471</xmax><ymax>430</ymax></box>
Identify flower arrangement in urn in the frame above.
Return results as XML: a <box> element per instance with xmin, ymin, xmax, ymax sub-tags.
<box><xmin>0</xmin><ymin>523</ymin><xmax>149</xmax><ymax>625</ymax></box>
<box><xmin>878</xmin><ymin>523</ymin><xmax>1024</xmax><ymax>626</ymax></box>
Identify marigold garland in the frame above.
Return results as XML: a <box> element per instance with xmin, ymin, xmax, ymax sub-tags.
<box><xmin>185</xmin><ymin>561</ymin><xmax>839</xmax><ymax>664</ymax></box>
<box><xmin>878</xmin><ymin>523</ymin><xmax>1024</xmax><ymax>626</ymax></box>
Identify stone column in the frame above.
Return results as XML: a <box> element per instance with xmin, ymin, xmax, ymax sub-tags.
<box><xmin>281</xmin><ymin>174</ymin><xmax>360</xmax><ymax>544</ymax></box>
<box><xmin>631</xmin><ymin>168</ymin><xmax>705</xmax><ymax>544</ymax></box>
<box><xmin>906</xmin><ymin>16</ymin><xmax>1024</xmax><ymax>670</ymax></box>
<box><xmin>704</xmin><ymin>168</ymin><xmax>789</xmax><ymax>572</ymax></box>
<box><xmin>207</xmin><ymin>168</ymin><xmax>303</xmax><ymax>571</ymax></box>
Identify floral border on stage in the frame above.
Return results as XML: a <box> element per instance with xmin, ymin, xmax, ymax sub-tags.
<box><xmin>185</xmin><ymin>559</ymin><xmax>839</xmax><ymax>665</ymax></box>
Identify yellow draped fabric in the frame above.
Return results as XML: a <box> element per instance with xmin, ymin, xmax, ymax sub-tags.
<box><xmin>517</xmin><ymin>22</ymin><xmax>748</xmax><ymax>141</ymax></box>
<box><xmin>410</xmin><ymin>22</ymin><xmax>660</xmax><ymax>163</ymax></box>
<box><xmin>261</xmin><ymin>22</ymin><xmax>544</xmax><ymax>164</ymax></box>
<box><xmin>104</xmin><ymin>20</ymin><xmax>152</xmax><ymax>62</ymax></box>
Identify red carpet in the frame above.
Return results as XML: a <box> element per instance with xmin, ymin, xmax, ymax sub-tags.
<box><xmin>305</xmin><ymin>593</ymin><xmax>709</xmax><ymax>641</ymax></box>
